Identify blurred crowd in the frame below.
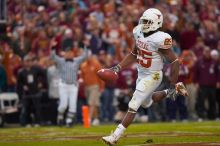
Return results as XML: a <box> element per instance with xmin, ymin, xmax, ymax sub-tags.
<box><xmin>0</xmin><ymin>0</ymin><xmax>220</xmax><ymax>126</ymax></box>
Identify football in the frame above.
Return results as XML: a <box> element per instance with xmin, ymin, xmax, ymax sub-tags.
<box><xmin>97</xmin><ymin>69</ymin><xmax>118</xmax><ymax>83</ymax></box>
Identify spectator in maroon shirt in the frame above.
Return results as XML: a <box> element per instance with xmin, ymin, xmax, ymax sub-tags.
<box><xmin>99</xmin><ymin>52</ymin><xmax>115</xmax><ymax>122</ymax></box>
<box><xmin>217</xmin><ymin>67</ymin><xmax>220</xmax><ymax>119</ymax></box>
<box><xmin>217</xmin><ymin>41</ymin><xmax>220</xmax><ymax>55</ymax></box>
<box><xmin>191</xmin><ymin>37</ymin><xmax>205</xmax><ymax>59</ymax></box>
<box><xmin>114</xmin><ymin>64</ymin><xmax>137</xmax><ymax>122</ymax></box>
<box><xmin>116</xmin><ymin>65</ymin><xmax>136</xmax><ymax>90</ymax></box>
<box><xmin>76</xmin><ymin>77</ymin><xmax>87</xmax><ymax>124</ymax></box>
<box><xmin>31</xmin><ymin>29</ymin><xmax>50</xmax><ymax>56</ymax></box>
<box><xmin>165</xmin><ymin>62</ymin><xmax>188</xmax><ymax>122</ymax></box>
<box><xmin>180</xmin><ymin>23</ymin><xmax>198</xmax><ymax>50</ymax></box>
<box><xmin>210</xmin><ymin>49</ymin><xmax>220</xmax><ymax>119</ymax></box>
<box><xmin>194</xmin><ymin>46</ymin><xmax>219</xmax><ymax>120</ymax></box>
<box><xmin>202</xmin><ymin>20</ymin><xmax>220</xmax><ymax>49</ymax></box>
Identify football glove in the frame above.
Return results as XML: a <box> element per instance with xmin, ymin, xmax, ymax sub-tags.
<box><xmin>110</xmin><ymin>64</ymin><xmax>121</xmax><ymax>73</ymax></box>
<box><xmin>166</xmin><ymin>84</ymin><xmax>177</xmax><ymax>101</ymax></box>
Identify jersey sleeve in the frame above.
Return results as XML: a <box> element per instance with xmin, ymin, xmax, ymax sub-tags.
<box><xmin>158</xmin><ymin>33</ymin><xmax>172</xmax><ymax>49</ymax></box>
<box><xmin>132</xmin><ymin>26</ymin><xmax>140</xmax><ymax>56</ymax></box>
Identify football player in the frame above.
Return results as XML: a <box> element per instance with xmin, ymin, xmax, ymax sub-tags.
<box><xmin>102</xmin><ymin>8</ymin><xmax>188</xmax><ymax>145</ymax></box>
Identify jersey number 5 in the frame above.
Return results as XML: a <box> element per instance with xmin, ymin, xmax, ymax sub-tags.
<box><xmin>138</xmin><ymin>49</ymin><xmax>152</xmax><ymax>68</ymax></box>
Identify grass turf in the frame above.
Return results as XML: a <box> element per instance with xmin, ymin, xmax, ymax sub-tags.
<box><xmin>0</xmin><ymin>121</ymin><xmax>220</xmax><ymax>146</ymax></box>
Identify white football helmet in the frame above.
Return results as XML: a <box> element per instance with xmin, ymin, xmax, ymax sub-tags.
<box><xmin>139</xmin><ymin>8</ymin><xmax>163</xmax><ymax>33</ymax></box>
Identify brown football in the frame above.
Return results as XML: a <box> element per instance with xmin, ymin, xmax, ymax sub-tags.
<box><xmin>97</xmin><ymin>69</ymin><xmax>118</xmax><ymax>83</ymax></box>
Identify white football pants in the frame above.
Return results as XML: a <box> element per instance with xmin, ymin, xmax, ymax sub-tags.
<box><xmin>129</xmin><ymin>71</ymin><xmax>163</xmax><ymax>111</ymax></box>
<box><xmin>58</xmin><ymin>80</ymin><xmax>78</xmax><ymax>114</ymax></box>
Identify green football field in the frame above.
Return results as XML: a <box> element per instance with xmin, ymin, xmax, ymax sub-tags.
<box><xmin>1</xmin><ymin>121</ymin><xmax>220</xmax><ymax>146</ymax></box>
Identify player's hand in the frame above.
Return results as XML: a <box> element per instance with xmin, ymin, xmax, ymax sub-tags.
<box><xmin>109</xmin><ymin>64</ymin><xmax>121</xmax><ymax>73</ymax></box>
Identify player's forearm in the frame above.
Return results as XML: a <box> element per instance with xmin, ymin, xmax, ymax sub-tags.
<box><xmin>169</xmin><ymin>60</ymin><xmax>179</xmax><ymax>85</ymax></box>
<box><xmin>118</xmin><ymin>53</ymin><xmax>137</xmax><ymax>69</ymax></box>
<box><xmin>159</xmin><ymin>48</ymin><xmax>179</xmax><ymax>85</ymax></box>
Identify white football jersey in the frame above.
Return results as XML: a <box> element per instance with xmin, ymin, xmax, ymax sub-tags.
<box><xmin>133</xmin><ymin>25</ymin><xmax>172</xmax><ymax>78</ymax></box>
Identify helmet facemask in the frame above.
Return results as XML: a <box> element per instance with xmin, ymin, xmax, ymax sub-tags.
<box><xmin>139</xmin><ymin>19</ymin><xmax>154</xmax><ymax>33</ymax></box>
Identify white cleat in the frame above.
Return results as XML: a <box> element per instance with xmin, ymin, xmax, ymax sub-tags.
<box><xmin>176</xmin><ymin>82</ymin><xmax>189</xmax><ymax>97</ymax></box>
<box><xmin>102</xmin><ymin>134</ymin><xmax>118</xmax><ymax>146</ymax></box>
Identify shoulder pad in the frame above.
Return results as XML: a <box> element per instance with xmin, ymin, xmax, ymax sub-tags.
<box><xmin>133</xmin><ymin>25</ymin><xmax>141</xmax><ymax>40</ymax></box>
<box><xmin>157</xmin><ymin>32</ymin><xmax>172</xmax><ymax>49</ymax></box>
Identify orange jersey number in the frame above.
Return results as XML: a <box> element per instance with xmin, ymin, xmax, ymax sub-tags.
<box><xmin>138</xmin><ymin>49</ymin><xmax>152</xmax><ymax>68</ymax></box>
